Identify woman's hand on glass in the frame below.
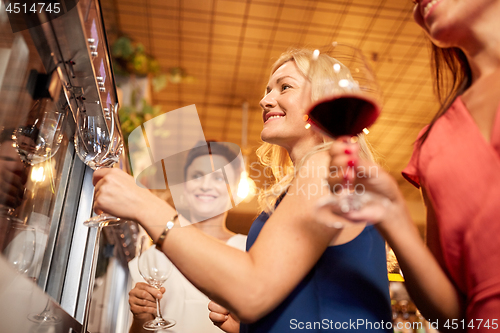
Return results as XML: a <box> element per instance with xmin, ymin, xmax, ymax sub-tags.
<box><xmin>208</xmin><ymin>301</ymin><xmax>240</xmax><ymax>333</ymax></box>
<box><xmin>92</xmin><ymin>168</ymin><xmax>163</xmax><ymax>222</ymax></box>
<box><xmin>129</xmin><ymin>282</ymin><xmax>165</xmax><ymax>320</ymax></box>
<box><xmin>322</xmin><ymin>138</ymin><xmax>405</xmax><ymax>226</ymax></box>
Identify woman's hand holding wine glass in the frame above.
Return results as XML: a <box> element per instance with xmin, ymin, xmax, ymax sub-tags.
<box><xmin>324</xmin><ymin>139</ymin><xmax>404</xmax><ymax>226</ymax></box>
<box><xmin>128</xmin><ymin>282</ymin><xmax>166</xmax><ymax>321</ymax></box>
<box><xmin>137</xmin><ymin>235</ymin><xmax>176</xmax><ymax>330</ymax></box>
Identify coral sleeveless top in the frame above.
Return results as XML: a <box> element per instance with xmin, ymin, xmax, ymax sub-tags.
<box><xmin>403</xmin><ymin>96</ymin><xmax>500</xmax><ymax>327</ymax></box>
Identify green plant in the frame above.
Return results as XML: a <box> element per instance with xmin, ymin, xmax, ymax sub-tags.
<box><xmin>118</xmin><ymin>99</ymin><xmax>163</xmax><ymax>140</ymax></box>
<box><xmin>112</xmin><ymin>37</ymin><xmax>159</xmax><ymax>75</ymax></box>
<box><xmin>112</xmin><ymin>36</ymin><xmax>194</xmax><ymax>139</ymax></box>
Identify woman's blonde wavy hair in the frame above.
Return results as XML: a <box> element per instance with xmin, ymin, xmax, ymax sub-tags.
<box><xmin>256</xmin><ymin>48</ymin><xmax>375</xmax><ymax>213</ymax></box>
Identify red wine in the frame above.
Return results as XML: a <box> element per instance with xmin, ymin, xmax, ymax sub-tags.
<box><xmin>307</xmin><ymin>93</ymin><xmax>380</xmax><ymax>137</ymax></box>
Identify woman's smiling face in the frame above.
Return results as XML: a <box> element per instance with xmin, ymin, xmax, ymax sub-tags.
<box><xmin>411</xmin><ymin>0</ymin><xmax>497</xmax><ymax>49</ymax></box>
<box><xmin>183</xmin><ymin>154</ymin><xmax>236</xmax><ymax>222</ymax></box>
<box><xmin>259</xmin><ymin>60</ymin><xmax>313</xmax><ymax>150</ymax></box>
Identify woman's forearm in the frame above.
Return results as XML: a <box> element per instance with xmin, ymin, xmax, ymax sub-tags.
<box><xmin>377</xmin><ymin>199</ymin><xmax>465</xmax><ymax>328</ymax></box>
<box><xmin>136</xmin><ymin>202</ymin><xmax>312</xmax><ymax>323</ymax></box>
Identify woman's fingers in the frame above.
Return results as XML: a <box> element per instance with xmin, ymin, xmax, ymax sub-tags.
<box><xmin>208</xmin><ymin>301</ymin><xmax>229</xmax><ymax>315</ymax></box>
<box><xmin>327</xmin><ymin>138</ymin><xmax>360</xmax><ymax>189</ymax></box>
<box><xmin>208</xmin><ymin>301</ymin><xmax>230</xmax><ymax>322</ymax></box>
<box><xmin>130</xmin><ymin>282</ymin><xmax>164</xmax><ymax>301</ymax></box>
<box><xmin>92</xmin><ymin>168</ymin><xmax>147</xmax><ymax>220</ymax></box>
<box><xmin>209</xmin><ymin>311</ymin><xmax>228</xmax><ymax>323</ymax></box>
<box><xmin>129</xmin><ymin>293</ymin><xmax>157</xmax><ymax>316</ymax></box>
<box><xmin>92</xmin><ymin>167</ymin><xmax>115</xmax><ymax>186</ymax></box>
<box><xmin>128</xmin><ymin>283</ymin><xmax>165</xmax><ymax>316</ymax></box>
<box><xmin>129</xmin><ymin>302</ymin><xmax>157</xmax><ymax>316</ymax></box>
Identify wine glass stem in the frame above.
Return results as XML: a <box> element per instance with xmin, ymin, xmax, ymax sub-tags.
<box><xmin>35</xmin><ymin>298</ymin><xmax>52</xmax><ymax>319</ymax></box>
<box><xmin>155</xmin><ymin>292</ymin><xmax>163</xmax><ymax>319</ymax></box>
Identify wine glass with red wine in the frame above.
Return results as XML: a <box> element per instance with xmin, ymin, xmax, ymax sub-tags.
<box><xmin>306</xmin><ymin>42</ymin><xmax>382</xmax><ymax>228</ymax></box>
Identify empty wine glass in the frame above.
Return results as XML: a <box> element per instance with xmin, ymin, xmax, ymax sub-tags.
<box><xmin>13</xmin><ymin>99</ymin><xmax>65</xmax><ymax>166</ymax></box>
<box><xmin>138</xmin><ymin>235</ymin><xmax>175</xmax><ymax>330</ymax></box>
<box><xmin>73</xmin><ymin>104</ymin><xmax>124</xmax><ymax>227</ymax></box>
<box><xmin>28</xmin><ymin>299</ymin><xmax>59</xmax><ymax>324</ymax></box>
<box><xmin>74</xmin><ymin>111</ymin><xmax>111</xmax><ymax>170</ymax></box>
<box><xmin>2</xmin><ymin>223</ymin><xmax>36</xmax><ymax>275</ymax></box>
<box><xmin>305</xmin><ymin>42</ymin><xmax>382</xmax><ymax>228</ymax></box>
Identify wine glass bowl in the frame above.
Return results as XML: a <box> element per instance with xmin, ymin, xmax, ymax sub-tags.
<box><xmin>138</xmin><ymin>236</ymin><xmax>175</xmax><ymax>330</ymax></box>
<box><xmin>306</xmin><ymin>42</ymin><xmax>381</xmax><ymax>137</ymax></box>
<box><xmin>74</xmin><ymin>113</ymin><xmax>111</xmax><ymax>169</ymax></box>
<box><xmin>13</xmin><ymin>100</ymin><xmax>65</xmax><ymax>166</ymax></box>
<box><xmin>307</xmin><ymin>94</ymin><xmax>380</xmax><ymax>138</ymax></box>
<box><xmin>2</xmin><ymin>223</ymin><xmax>36</xmax><ymax>275</ymax></box>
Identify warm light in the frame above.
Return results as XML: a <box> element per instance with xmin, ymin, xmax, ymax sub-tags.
<box><xmin>305</xmin><ymin>123</ymin><xmax>311</xmax><ymax>130</ymax></box>
<box><xmin>363</xmin><ymin>128</ymin><xmax>370</xmax><ymax>135</ymax></box>
<box><xmin>312</xmin><ymin>49</ymin><xmax>320</xmax><ymax>60</ymax></box>
<box><xmin>237</xmin><ymin>171</ymin><xmax>256</xmax><ymax>200</ymax></box>
<box><xmin>31</xmin><ymin>165</ymin><xmax>46</xmax><ymax>183</ymax></box>
<box><xmin>333</xmin><ymin>63</ymin><xmax>341</xmax><ymax>73</ymax></box>
<box><xmin>339</xmin><ymin>79</ymin><xmax>350</xmax><ymax>88</ymax></box>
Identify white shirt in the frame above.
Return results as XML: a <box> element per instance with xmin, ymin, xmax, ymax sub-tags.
<box><xmin>128</xmin><ymin>234</ymin><xmax>247</xmax><ymax>333</ymax></box>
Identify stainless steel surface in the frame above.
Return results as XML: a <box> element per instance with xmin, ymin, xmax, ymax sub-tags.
<box><xmin>81</xmin><ymin>227</ymin><xmax>101</xmax><ymax>332</ymax></box>
<box><xmin>2</xmin><ymin>1</ymin><xmax>130</xmax><ymax>331</ymax></box>
<box><xmin>59</xmin><ymin>165</ymin><xmax>94</xmax><ymax>319</ymax></box>
<box><xmin>44</xmin><ymin>146</ymin><xmax>86</xmax><ymax>302</ymax></box>
<box><xmin>37</xmin><ymin>126</ymin><xmax>77</xmax><ymax>295</ymax></box>
<box><xmin>86</xmin><ymin>257</ymin><xmax>132</xmax><ymax>333</ymax></box>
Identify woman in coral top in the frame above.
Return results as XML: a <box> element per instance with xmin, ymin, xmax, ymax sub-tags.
<box><xmin>325</xmin><ymin>0</ymin><xmax>500</xmax><ymax>331</ymax></box>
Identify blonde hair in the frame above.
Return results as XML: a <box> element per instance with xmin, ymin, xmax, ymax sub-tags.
<box><xmin>257</xmin><ymin>48</ymin><xmax>375</xmax><ymax>213</ymax></box>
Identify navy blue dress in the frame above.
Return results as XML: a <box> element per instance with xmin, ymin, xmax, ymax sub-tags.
<box><xmin>240</xmin><ymin>207</ymin><xmax>392</xmax><ymax>332</ymax></box>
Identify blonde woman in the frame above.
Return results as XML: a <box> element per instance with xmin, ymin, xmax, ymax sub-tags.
<box><xmin>92</xmin><ymin>49</ymin><xmax>392</xmax><ymax>333</ymax></box>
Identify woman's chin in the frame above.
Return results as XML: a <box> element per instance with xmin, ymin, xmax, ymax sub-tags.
<box><xmin>261</xmin><ymin>129</ymin><xmax>282</xmax><ymax>145</ymax></box>
<box><xmin>190</xmin><ymin>210</ymin><xmax>226</xmax><ymax>222</ymax></box>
